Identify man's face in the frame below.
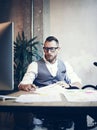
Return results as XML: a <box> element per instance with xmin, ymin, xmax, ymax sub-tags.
<box><xmin>43</xmin><ymin>40</ymin><xmax>60</xmax><ymax>63</ymax></box>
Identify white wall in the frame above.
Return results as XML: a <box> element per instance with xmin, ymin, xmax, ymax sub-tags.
<box><xmin>43</xmin><ymin>0</ymin><xmax>97</xmax><ymax>86</ymax></box>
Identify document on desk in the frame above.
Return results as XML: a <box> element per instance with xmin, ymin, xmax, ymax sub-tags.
<box><xmin>34</xmin><ymin>82</ymin><xmax>65</xmax><ymax>94</ymax></box>
<box><xmin>15</xmin><ymin>93</ymin><xmax>62</xmax><ymax>103</ymax></box>
<box><xmin>15</xmin><ymin>83</ymin><xmax>64</xmax><ymax>103</ymax></box>
<box><xmin>63</xmin><ymin>89</ymin><xmax>97</xmax><ymax>102</ymax></box>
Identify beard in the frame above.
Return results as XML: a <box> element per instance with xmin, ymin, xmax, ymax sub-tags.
<box><xmin>45</xmin><ymin>54</ymin><xmax>57</xmax><ymax>63</ymax></box>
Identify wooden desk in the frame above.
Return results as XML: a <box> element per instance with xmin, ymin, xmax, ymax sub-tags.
<box><xmin>0</xmin><ymin>90</ymin><xmax>97</xmax><ymax>113</ymax></box>
<box><xmin>0</xmin><ymin>90</ymin><xmax>97</xmax><ymax>130</ymax></box>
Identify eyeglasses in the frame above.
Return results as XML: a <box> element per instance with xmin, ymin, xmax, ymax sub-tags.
<box><xmin>43</xmin><ymin>47</ymin><xmax>59</xmax><ymax>52</ymax></box>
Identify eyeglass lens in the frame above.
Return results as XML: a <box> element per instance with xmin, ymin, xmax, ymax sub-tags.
<box><xmin>43</xmin><ymin>47</ymin><xmax>58</xmax><ymax>52</ymax></box>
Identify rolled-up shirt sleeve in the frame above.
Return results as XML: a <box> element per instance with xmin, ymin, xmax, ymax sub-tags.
<box><xmin>20</xmin><ymin>62</ymin><xmax>38</xmax><ymax>84</ymax></box>
<box><xmin>65</xmin><ymin>62</ymin><xmax>82</xmax><ymax>84</ymax></box>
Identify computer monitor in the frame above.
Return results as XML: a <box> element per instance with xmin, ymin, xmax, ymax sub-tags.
<box><xmin>0</xmin><ymin>21</ymin><xmax>14</xmax><ymax>91</ymax></box>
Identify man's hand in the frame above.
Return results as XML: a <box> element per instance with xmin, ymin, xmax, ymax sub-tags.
<box><xmin>70</xmin><ymin>82</ymin><xmax>82</xmax><ymax>89</ymax></box>
<box><xmin>18</xmin><ymin>84</ymin><xmax>37</xmax><ymax>92</ymax></box>
<box><xmin>56</xmin><ymin>81</ymin><xmax>69</xmax><ymax>88</ymax></box>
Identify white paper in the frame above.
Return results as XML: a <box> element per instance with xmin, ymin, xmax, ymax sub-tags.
<box><xmin>15</xmin><ymin>82</ymin><xmax>66</xmax><ymax>103</ymax></box>
<box><xmin>62</xmin><ymin>89</ymin><xmax>97</xmax><ymax>102</ymax></box>
<box><xmin>15</xmin><ymin>93</ymin><xmax>62</xmax><ymax>103</ymax></box>
<box><xmin>34</xmin><ymin>82</ymin><xmax>65</xmax><ymax>95</ymax></box>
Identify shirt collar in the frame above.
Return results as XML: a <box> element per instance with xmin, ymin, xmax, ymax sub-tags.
<box><xmin>43</xmin><ymin>57</ymin><xmax>58</xmax><ymax>65</ymax></box>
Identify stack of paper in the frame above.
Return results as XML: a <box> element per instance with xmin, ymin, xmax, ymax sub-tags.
<box><xmin>62</xmin><ymin>89</ymin><xmax>97</xmax><ymax>102</ymax></box>
<box><xmin>15</xmin><ymin>83</ymin><xmax>65</xmax><ymax>103</ymax></box>
<box><xmin>15</xmin><ymin>93</ymin><xmax>62</xmax><ymax>103</ymax></box>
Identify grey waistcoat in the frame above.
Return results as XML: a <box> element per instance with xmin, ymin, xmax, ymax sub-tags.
<box><xmin>33</xmin><ymin>58</ymin><xmax>71</xmax><ymax>87</ymax></box>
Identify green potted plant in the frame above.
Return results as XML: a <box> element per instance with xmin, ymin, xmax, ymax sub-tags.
<box><xmin>14</xmin><ymin>31</ymin><xmax>43</xmax><ymax>90</ymax></box>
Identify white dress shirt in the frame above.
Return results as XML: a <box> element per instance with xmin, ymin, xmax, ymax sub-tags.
<box><xmin>20</xmin><ymin>59</ymin><xmax>81</xmax><ymax>85</ymax></box>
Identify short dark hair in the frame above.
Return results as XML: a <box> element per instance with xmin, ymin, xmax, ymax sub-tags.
<box><xmin>45</xmin><ymin>36</ymin><xmax>59</xmax><ymax>45</ymax></box>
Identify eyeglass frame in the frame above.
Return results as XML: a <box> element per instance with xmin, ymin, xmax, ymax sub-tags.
<box><xmin>43</xmin><ymin>47</ymin><xmax>59</xmax><ymax>52</ymax></box>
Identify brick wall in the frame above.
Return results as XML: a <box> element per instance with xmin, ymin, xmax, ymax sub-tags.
<box><xmin>0</xmin><ymin>0</ymin><xmax>43</xmax><ymax>41</ymax></box>
<box><xmin>0</xmin><ymin>0</ymin><xmax>32</xmax><ymax>40</ymax></box>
